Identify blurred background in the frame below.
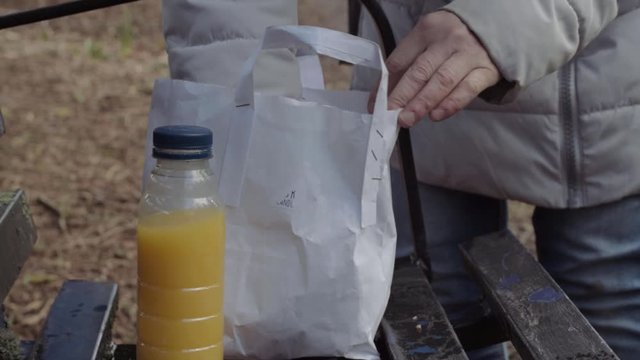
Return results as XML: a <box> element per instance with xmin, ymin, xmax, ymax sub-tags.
<box><xmin>0</xmin><ymin>0</ymin><xmax>533</xmax><ymax>350</ymax></box>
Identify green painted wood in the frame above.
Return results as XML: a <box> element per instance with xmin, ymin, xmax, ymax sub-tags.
<box><xmin>0</xmin><ymin>190</ymin><xmax>37</xmax><ymax>302</ymax></box>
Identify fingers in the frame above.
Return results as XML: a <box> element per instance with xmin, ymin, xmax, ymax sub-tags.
<box><xmin>386</xmin><ymin>27</ymin><xmax>430</xmax><ymax>84</ymax></box>
<box><xmin>429</xmin><ymin>67</ymin><xmax>500</xmax><ymax>121</ymax></box>
<box><xmin>404</xmin><ymin>52</ymin><xmax>474</xmax><ymax>120</ymax></box>
<box><xmin>372</xmin><ymin>10</ymin><xmax>501</xmax><ymax>125</ymax></box>
<box><xmin>388</xmin><ymin>44</ymin><xmax>453</xmax><ymax>111</ymax></box>
<box><xmin>381</xmin><ymin>11</ymin><xmax>502</xmax><ymax>126</ymax></box>
<box><xmin>385</xmin><ymin>24</ymin><xmax>436</xmax><ymax>104</ymax></box>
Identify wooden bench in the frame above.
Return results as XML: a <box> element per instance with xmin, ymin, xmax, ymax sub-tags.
<box><xmin>371</xmin><ymin>229</ymin><xmax>621</xmax><ymax>360</ymax></box>
<box><xmin>0</xmin><ymin>196</ymin><xmax>621</xmax><ymax>359</ymax></box>
<box><xmin>3</xmin><ymin>195</ymin><xmax>618</xmax><ymax>359</ymax></box>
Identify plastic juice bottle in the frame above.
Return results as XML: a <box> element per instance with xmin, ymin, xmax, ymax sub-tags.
<box><xmin>137</xmin><ymin>125</ymin><xmax>225</xmax><ymax>360</ymax></box>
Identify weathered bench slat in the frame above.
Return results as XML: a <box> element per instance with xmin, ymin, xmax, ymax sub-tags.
<box><xmin>380</xmin><ymin>263</ymin><xmax>468</xmax><ymax>360</ymax></box>
<box><xmin>29</xmin><ymin>280</ymin><xmax>119</xmax><ymax>360</ymax></box>
<box><xmin>0</xmin><ymin>190</ymin><xmax>37</xmax><ymax>302</ymax></box>
<box><xmin>461</xmin><ymin>230</ymin><xmax>619</xmax><ymax>360</ymax></box>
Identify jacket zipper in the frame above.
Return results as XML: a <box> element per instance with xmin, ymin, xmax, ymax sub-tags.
<box><xmin>559</xmin><ymin>62</ymin><xmax>582</xmax><ymax>207</ymax></box>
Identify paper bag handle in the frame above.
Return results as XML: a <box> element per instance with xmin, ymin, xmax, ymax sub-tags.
<box><xmin>234</xmin><ymin>25</ymin><xmax>388</xmax><ymax>115</ymax></box>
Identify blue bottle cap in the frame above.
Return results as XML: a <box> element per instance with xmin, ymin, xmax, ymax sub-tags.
<box><xmin>152</xmin><ymin>125</ymin><xmax>212</xmax><ymax>160</ymax></box>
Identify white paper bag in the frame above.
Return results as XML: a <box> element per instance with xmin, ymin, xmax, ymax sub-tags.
<box><xmin>144</xmin><ymin>26</ymin><xmax>399</xmax><ymax>360</ymax></box>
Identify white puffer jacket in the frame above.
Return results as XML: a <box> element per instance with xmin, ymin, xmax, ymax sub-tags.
<box><xmin>355</xmin><ymin>0</ymin><xmax>640</xmax><ymax>209</ymax></box>
<box><xmin>164</xmin><ymin>1</ymin><xmax>640</xmax><ymax>209</ymax></box>
<box><xmin>163</xmin><ymin>0</ymin><xmax>298</xmax><ymax>88</ymax></box>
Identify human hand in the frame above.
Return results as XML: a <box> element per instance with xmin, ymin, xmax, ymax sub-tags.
<box><xmin>381</xmin><ymin>11</ymin><xmax>501</xmax><ymax>126</ymax></box>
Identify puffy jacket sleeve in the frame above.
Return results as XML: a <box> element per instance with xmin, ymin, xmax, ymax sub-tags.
<box><xmin>440</xmin><ymin>0</ymin><xmax>618</xmax><ymax>101</ymax></box>
<box><xmin>163</xmin><ymin>0</ymin><xmax>298</xmax><ymax>86</ymax></box>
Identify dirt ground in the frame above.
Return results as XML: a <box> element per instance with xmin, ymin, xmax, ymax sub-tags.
<box><xmin>0</xmin><ymin>0</ymin><xmax>533</xmax><ymax>354</ymax></box>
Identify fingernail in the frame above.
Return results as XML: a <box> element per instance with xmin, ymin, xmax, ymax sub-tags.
<box><xmin>398</xmin><ymin>111</ymin><xmax>416</xmax><ymax>127</ymax></box>
<box><xmin>430</xmin><ymin>109</ymin><xmax>446</xmax><ymax>121</ymax></box>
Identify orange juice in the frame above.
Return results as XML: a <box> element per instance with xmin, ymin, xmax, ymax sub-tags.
<box><xmin>137</xmin><ymin>208</ymin><xmax>225</xmax><ymax>360</ymax></box>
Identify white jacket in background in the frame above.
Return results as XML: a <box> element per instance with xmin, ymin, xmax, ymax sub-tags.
<box><xmin>163</xmin><ymin>0</ymin><xmax>299</xmax><ymax>88</ymax></box>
